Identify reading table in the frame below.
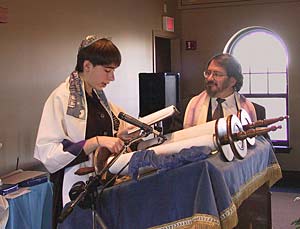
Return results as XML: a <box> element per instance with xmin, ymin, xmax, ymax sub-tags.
<box><xmin>59</xmin><ymin>136</ymin><xmax>281</xmax><ymax>229</ymax></box>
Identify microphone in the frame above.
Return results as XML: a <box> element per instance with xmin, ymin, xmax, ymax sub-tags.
<box><xmin>118</xmin><ymin>112</ymin><xmax>161</xmax><ymax>136</ymax></box>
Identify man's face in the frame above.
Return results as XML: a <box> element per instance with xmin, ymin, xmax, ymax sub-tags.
<box><xmin>204</xmin><ymin>60</ymin><xmax>236</xmax><ymax>98</ymax></box>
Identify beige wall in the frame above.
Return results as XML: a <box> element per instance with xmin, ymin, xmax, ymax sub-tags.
<box><xmin>178</xmin><ymin>1</ymin><xmax>300</xmax><ymax>170</ymax></box>
<box><xmin>0</xmin><ymin>0</ymin><xmax>178</xmax><ymax>174</ymax></box>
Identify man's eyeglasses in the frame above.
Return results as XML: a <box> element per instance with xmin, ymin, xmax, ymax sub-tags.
<box><xmin>203</xmin><ymin>70</ymin><xmax>227</xmax><ymax>79</ymax></box>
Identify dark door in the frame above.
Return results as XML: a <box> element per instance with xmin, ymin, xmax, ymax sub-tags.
<box><xmin>155</xmin><ymin>37</ymin><xmax>171</xmax><ymax>72</ymax></box>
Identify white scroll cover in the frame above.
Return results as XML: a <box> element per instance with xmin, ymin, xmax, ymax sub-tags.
<box><xmin>108</xmin><ymin>113</ymin><xmax>250</xmax><ymax>176</ymax></box>
<box><xmin>108</xmin><ymin>134</ymin><xmax>217</xmax><ymax>175</ymax></box>
<box><xmin>128</xmin><ymin>105</ymin><xmax>178</xmax><ymax>134</ymax></box>
<box><xmin>137</xmin><ymin>119</ymin><xmax>218</xmax><ymax>150</ymax></box>
<box><xmin>108</xmin><ymin>116</ymin><xmax>244</xmax><ymax>175</ymax></box>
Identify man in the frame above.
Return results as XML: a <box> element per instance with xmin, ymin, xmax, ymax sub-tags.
<box><xmin>183</xmin><ymin>53</ymin><xmax>260</xmax><ymax>129</ymax></box>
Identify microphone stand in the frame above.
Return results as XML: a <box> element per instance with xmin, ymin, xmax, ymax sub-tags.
<box><xmin>58</xmin><ymin>128</ymin><xmax>165</xmax><ymax>227</ymax></box>
<box><xmin>58</xmin><ymin>173</ymin><xmax>106</xmax><ymax>228</ymax></box>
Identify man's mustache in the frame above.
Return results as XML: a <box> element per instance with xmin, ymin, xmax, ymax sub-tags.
<box><xmin>205</xmin><ymin>80</ymin><xmax>216</xmax><ymax>86</ymax></box>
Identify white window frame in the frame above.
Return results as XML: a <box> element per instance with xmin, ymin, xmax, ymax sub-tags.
<box><xmin>224</xmin><ymin>26</ymin><xmax>289</xmax><ymax>152</ymax></box>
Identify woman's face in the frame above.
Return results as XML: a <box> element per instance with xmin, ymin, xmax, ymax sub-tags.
<box><xmin>82</xmin><ymin>60</ymin><xmax>118</xmax><ymax>94</ymax></box>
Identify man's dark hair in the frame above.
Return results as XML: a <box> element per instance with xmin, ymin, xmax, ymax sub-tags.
<box><xmin>206</xmin><ymin>53</ymin><xmax>243</xmax><ymax>91</ymax></box>
<box><xmin>75</xmin><ymin>38</ymin><xmax>121</xmax><ymax>72</ymax></box>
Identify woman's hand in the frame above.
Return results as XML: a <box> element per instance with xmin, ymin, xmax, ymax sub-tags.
<box><xmin>83</xmin><ymin>136</ymin><xmax>124</xmax><ymax>155</ymax></box>
<box><xmin>96</xmin><ymin>136</ymin><xmax>124</xmax><ymax>154</ymax></box>
<box><xmin>117</xmin><ymin>126</ymin><xmax>141</xmax><ymax>142</ymax></box>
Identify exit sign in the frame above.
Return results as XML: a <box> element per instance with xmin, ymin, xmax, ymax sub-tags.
<box><xmin>162</xmin><ymin>16</ymin><xmax>174</xmax><ymax>32</ymax></box>
<box><xmin>0</xmin><ymin>7</ymin><xmax>8</xmax><ymax>23</ymax></box>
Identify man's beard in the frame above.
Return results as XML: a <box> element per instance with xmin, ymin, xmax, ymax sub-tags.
<box><xmin>205</xmin><ymin>81</ymin><xmax>218</xmax><ymax>97</ymax></box>
<box><xmin>205</xmin><ymin>78</ymin><xmax>233</xmax><ymax>97</ymax></box>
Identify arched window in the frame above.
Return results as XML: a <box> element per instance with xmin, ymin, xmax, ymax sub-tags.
<box><xmin>224</xmin><ymin>26</ymin><xmax>289</xmax><ymax>151</ymax></box>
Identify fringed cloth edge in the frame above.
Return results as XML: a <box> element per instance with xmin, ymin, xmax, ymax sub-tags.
<box><xmin>148</xmin><ymin>163</ymin><xmax>281</xmax><ymax>229</ymax></box>
<box><xmin>231</xmin><ymin>162</ymin><xmax>282</xmax><ymax>210</ymax></box>
<box><xmin>149</xmin><ymin>214</ymin><xmax>221</xmax><ymax>229</ymax></box>
<box><xmin>219</xmin><ymin>202</ymin><xmax>238</xmax><ymax>229</ymax></box>
<box><xmin>220</xmin><ymin>162</ymin><xmax>281</xmax><ymax>229</ymax></box>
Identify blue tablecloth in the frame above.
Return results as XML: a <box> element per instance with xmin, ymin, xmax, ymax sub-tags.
<box><xmin>58</xmin><ymin>136</ymin><xmax>281</xmax><ymax>229</ymax></box>
<box><xmin>6</xmin><ymin>181</ymin><xmax>53</xmax><ymax>229</ymax></box>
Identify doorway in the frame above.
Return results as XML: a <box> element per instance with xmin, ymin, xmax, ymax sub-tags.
<box><xmin>151</xmin><ymin>30</ymin><xmax>181</xmax><ymax>133</ymax></box>
<box><xmin>155</xmin><ymin>37</ymin><xmax>171</xmax><ymax>72</ymax></box>
<box><xmin>152</xmin><ymin>30</ymin><xmax>181</xmax><ymax>74</ymax></box>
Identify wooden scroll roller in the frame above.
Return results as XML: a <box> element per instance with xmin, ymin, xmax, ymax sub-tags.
<box><xmin>237</xmin><ymin>109</ymin><xmax>256</xmax><ymax>146</ymax></box>
<box><xmin>238</xmin><ymin>109</ymin><xmax>288</xmax><ymax>146</ymax></box>
<box><xmin>219</xmin><ymin>111</ymin><xmax>287</xmax><ymax>159</ymax></box>
<box><xmin>229</xmin><ymin>125</ymin><xmax>281</xmax><ymax>142</ymax></box>
<box><xmin>224</xmin><ymin>113</ymin><xmax>282</xmax><ymax>159</ymax></box>
<box><xmin>74</xmin><ymin>145</ymin><xmax>133</xmax><ymax>189</ymax></box>
<box><xmin>74</xmin><ymin>130</ymin><xmax>148</xmax><ymax>177</ymax></box>
<box><xmin>74</xmin><ymin>147</ymin><xmax>112</xmax><ymax>177</ymax></box>
<box><xmin>219</xmin><ymin>124</ymin><xmax>281</xmax><ymax>161</ymax></box>
<box><xmin>243</xmin><ymin>115</ymin><xmax>289</xmax><ymax>130</ymax></box>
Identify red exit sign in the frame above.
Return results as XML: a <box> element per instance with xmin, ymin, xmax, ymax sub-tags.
<box><xmin>162</xmin><ymin>16</ymin><xmax>174</xmax><ymax>32</ymax></box>
<box><xmin>0</xmin><ymin>7</ymin><xmax>8</xmax><ymax>23</ymax></box>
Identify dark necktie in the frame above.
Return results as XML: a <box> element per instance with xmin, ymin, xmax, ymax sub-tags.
<box><xmin>212</xmin><ymin>98</ymin><xmax>225</xmax><ymax>120</ymax></box>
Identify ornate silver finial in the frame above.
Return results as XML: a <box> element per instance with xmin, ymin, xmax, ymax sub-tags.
<box><xmin>79</xmin><ymin>35</ymin><xmax>101</xmax><ymax>50</ymax></box>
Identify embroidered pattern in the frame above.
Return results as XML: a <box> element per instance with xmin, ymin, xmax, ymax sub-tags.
<box><xmin>149</xmin><ymin>214</ymin><xmax>220</xmax><ymax>229</ymax></box>
<box><xmin>219</xmin><ymin>202</ymin><xmax>236</xmax><ymax>221</ymax></box>
<box><xmin>111</xmin><ymin>111</ymin><xmax>120</xmax><ymax>131</ymax></box>
<box><xmin>67</xmin><ymin>71</ymin><xmax>85</xmax><ymax>119</ymax></box>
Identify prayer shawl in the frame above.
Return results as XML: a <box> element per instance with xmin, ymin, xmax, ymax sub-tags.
<box><xmin>183</xmin><ymin>91</ymin><xmax>257</xmax><ymax>128</ymax></box>
<box><xmin>34</xmin><ymin>72</ymin><xmax>127</xmax><ymax>205</ymax></box>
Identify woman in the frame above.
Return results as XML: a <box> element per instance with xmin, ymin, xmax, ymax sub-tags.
<box><xmin>34</xmin><ymin>35</ymin><xmax>133</xmax><ymax>228</ymax></box>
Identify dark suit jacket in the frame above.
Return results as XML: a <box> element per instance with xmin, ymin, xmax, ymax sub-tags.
<box><xmin>252</xmin><ymin>102</ymin><xmax>270</xmax><ymax>139</ymax></box>
<box><xmin>252</xmin><ymin>102</ymin><xmax>266</xmax><ymax>120</ymax></box>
